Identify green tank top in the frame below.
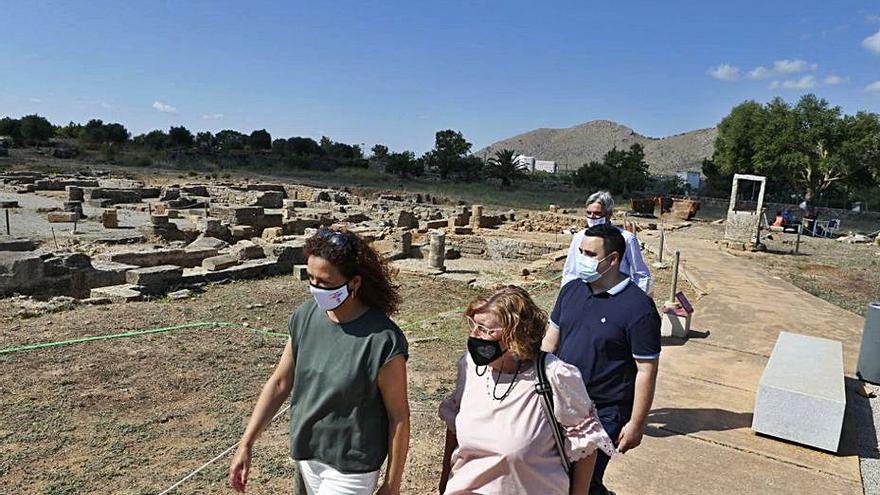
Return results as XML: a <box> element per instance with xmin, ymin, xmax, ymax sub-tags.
<box><xmin>288</xmin><ymin>299</ymin><xmax>408</xmax><ymax>473</ymax></box>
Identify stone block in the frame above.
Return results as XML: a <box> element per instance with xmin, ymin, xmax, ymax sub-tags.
<box><xmin>422</xmin><ymin>219</ymin><xmax>449</xmax><ymax>230</ymax></box>
<box><xmin>125</xmin><ymin>265</ymin><xmax>184</xmax><ymax>286</ymax></box>
<box><xmin>0</xmin><ymin>238</ymin><xmax>38</xmax><ymax>251</ymax></box>
<box><xmin>230</xmin><ymin>225</ymin><xmax>255</xmax><ymax>239</ymax></box>
<box><xmin>88</xmin><ymin>198</ymin><xmax>114</xmax><ymax>208</ymax></box>
<box><xmin>181</xmin><ymin>185</ymin><xmax>210</xmax><ymax>197</ymax></box>
<box><xmin>293</xmin><ymin>264</ymin><xmax>309</xmax><ymax>280</ymax></box>
<box><xmin>262</xmin><ymin>227</ymin><xmax>284</xmax><ymax>241</ymax></box>
<box><xmin>253</xmin><ymin>191</ymin><xmax>284</xmax><ymax>208</ymax></box>
<box><xmin>203</xmin><ymin>254</ymin><xmax>239</xmax><ymax>271</ymax></box>
<box><xmin>47</xmin><ymin>211</ymin><xmax>78</xmax><ymax>223</ymax></box>
<box><xmin>89</xmin><ymin>284</ymin><xmax>144</xmax><ymax>302</ymax></box>
<box><xmin>151</xmin><ymin>214</ymin><xmax>170</xmax><ymax>225</ymax></box>
<box><xmin>86</xmin><ymin>260</ymin><xmax>138</xmax><ymax>288</ymax></box>
<box><xmin>751</xmin><ymin>331</ymin><xmax>845</xmax><ymax>452</ymax></box>
<box><xmin>102</xmin><ymin>209</ymin><xmax>118</xmax><ymax>229</ymax></box>
<box><xmin>66</xmin><ymin>186</ymin><xmax>84</xmax><ymax>201</ymax></box>
<box><xmin>0</xmin><ymin>251</ymin><xmax>45</xmax><ymax>296</ymax></box>
<box><xmin>188</xmin><ymin>236</ymin><xmax>229</xmax><ymax>251</ymax></box>
<box><xmin>231</xmin><ymin>240</ymin><xmax>266</xmax><ymax>260</ymax></box>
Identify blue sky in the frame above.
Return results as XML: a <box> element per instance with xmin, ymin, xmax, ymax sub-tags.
<box><xmin>2</xmin><ymin>0</ymin><xmax>879</xmax><ymax>153</ymax></box>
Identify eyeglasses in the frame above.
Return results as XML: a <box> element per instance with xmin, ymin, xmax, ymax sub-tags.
<box><xmin>465</xmin><ymin>316</ymin><xmax>503</xmax><ymax>339</ymax></box>
<box><xmin>317</xmin><ymin>227</ymin><xmax>350</xmax><ymax>248</ymax></box>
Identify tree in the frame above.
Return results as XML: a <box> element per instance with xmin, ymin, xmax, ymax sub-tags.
<box><xmin>287</xmin><ymin>136</ymin><xmax>322</xmax><ymax>156</ymax></box>
<box><xmin>104</xmin><ymin>123</ymin><xmax>129</xmax><ymax>144</ymax></box>
<box><xmin>711</xmin><ymin>94</ymin><xmax>880</xmax><ymax>206</ymax></box>
<box><xmin>196</xmin><ymin>131</ymin><xmax>216</xmax><ymax>150</ymax></box>
<box><xmin>424</xmin><ymin>129</ymin><xmax>473</xmax><ymax>179</ymax></box>
<box><xmin>19</xmin><ymin>114</ymin><xmax>53</xmax><ymax>145</ymax></box>
<box><xmin>0</xmin><ymin>117</ymin><xmax>22</xmax><ymax>144</ymax></box>
<box><xmin>571</xmin><ymin>144</ymin><xmax>649</xmax><ymax>194</ymax></box>
<box><xmin>371</xmin><ymin>144</ymin><xmax>389</xmax><ymax>159</ymax></box>
<box><xmin>168</xmin><ymin>126</ymin><xmax>194</xmax><ymax>148</ymax></box>
<box><xmin>485</xmin><ymin>149</ymin><xmax>528</xmax><ymax>187</ymax></box>
<box><xmin>54</xmin><ymin>121</ymin><xmax>82</xmax><ymax>139</ymax></box>
<box><xmin>216</xmin><ymin>130</ymin><xmax>246</xmax><ymax>150</ymax></box>
<box><xmin>386</xmin><ymin>151</ymin><xmax>424</xmax><ymax>177</ymax></box>
<box><xmin>249</xmin><ymin>129</ymin><xmax>272</xmax><ymax>150</ymax></box>
<box><xmin>136</xmin><ymin>130</ymin><xmax>169</xmax><ymax>150</ymax></box>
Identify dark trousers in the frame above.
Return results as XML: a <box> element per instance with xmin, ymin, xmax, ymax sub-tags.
<box><xmin>590</xmin><ymin>406</ymin><xmax>627</xmax><ymax>494</ymax></box>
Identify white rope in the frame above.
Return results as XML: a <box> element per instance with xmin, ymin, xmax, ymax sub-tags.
<box><xmin>157</xmin><ymin>404</ymin><xmax>291</xmax><ymax>495</ymax></box>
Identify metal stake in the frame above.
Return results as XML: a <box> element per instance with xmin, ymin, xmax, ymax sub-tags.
<box><xmin>659</xmin><ymin>229</ymin><xmax>665</xmax><ymax>263</ymax></box>
<box><xmin>669</xmin><ymin>251</ymin><xmax>680</xmax><ymax>303</ymax></box>
<box><xmin>795</xmin><ymin>224</ymin><xmax>802</xmax><ymax>254</ymax></box>
<box><xmin>4</xmin><ymin>209</ymin><xmax>9</xmax><ymax>235</ymax></box>
<box><xmin>51</xmin><ymin>227</ymin><xmax>58</xmax><ymax>249</ymax></box>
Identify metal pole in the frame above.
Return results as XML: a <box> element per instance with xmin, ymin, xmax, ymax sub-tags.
<box><xmin>795</xmin><ymin>224</ymin><xmax>802</xmax><ymax>254</ymax></box>
<box><xmin>659</xmin><ymin>229</ymin><xmax>665</xmax><ymax>263</ymax></box>
<box><xmin>4</xmin><ymin>209</ymin><xmax>9</xmax><ymax>235</ymax></box>
<box><xmin>51</xmin><ymin>227</ymin><xmax>58</xmax><ymax>249</ymax></box>
<box><xmin>669</xmin><ymin>251</ymin><xmax>680</xmax><ymax>303</ymax></box>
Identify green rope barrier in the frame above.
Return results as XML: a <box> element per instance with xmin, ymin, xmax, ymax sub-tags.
<box><xmin>0</xmin><ymin>321</ymin><xmax>287</xmax><ymax>356</ymax></box>
<box><xmin>0</xmin><ymin>271</ymin><xmax>564</xmax><ymax>356</ymax></box>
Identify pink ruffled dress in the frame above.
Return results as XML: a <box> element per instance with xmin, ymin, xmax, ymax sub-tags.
<box><xmin>439</xmin><ymin>353</ymin><xmax>616</xmax><ymax>495</ymax></box>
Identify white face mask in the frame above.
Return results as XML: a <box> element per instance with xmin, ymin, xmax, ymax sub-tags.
<box><xmin>586</xmin><ymin>216</ymin><xmax>606</xmax><ymax>228</ymax></box>
<box><xmin>576</xmin><ymin>252</ymin><xmax>612</xmax><ymax>283</ymax></box>
<box><xmin>309</xmin><ymin>282</ymin><xmax>350</xmax><ymax>311</ymax></box>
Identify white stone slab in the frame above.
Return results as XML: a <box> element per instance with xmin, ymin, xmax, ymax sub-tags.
<box><xmin>752</xmin><ymin>331</ymin><xmax>845</xmax><ymax>452</ymax></box>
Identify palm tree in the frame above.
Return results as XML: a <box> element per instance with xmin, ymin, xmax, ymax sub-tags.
<box><xmin>486</xmin><ymin>148</ymin><xmax>528</xmax><ymax>187</ymax></box>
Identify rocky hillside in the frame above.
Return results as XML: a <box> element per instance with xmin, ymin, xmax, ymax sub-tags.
<box><xmin>476</xmin><ymin>120</ymin><xmax>717</xmax><ymax>175</ymax></box>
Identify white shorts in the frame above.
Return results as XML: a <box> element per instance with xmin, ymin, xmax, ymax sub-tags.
<box><xmin>297</xmin><ymin>459</ymin><xmax>380</xmax><ymax>495</ymax></box>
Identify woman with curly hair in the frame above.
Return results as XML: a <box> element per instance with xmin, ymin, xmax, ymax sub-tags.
<box><xmin>229</xmin><ymin>228</ymin><xmax>409</xmax><ymax>495</ymax></box>
<box><xmin>438</xmin><ymin>286</ymin><xmax>615</xmax><ymax>495</ymax></box>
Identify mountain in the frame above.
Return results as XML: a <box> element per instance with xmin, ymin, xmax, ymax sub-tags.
<box><xmin>475</xmin><ymin>120</ymin><xmax>717</xmax><ymax>176</ymax></box>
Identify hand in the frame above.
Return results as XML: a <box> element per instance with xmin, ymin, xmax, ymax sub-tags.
<box><xmin>376</xmin><ymin>482</ymin><xmax>398</xmax><ymax>495</ymax></box>
<box><xmin>616</xmin><ymin>421</ymin><xmax>644</xmax><ymax>454</ymax></box>
<box><xmin>228</xmin><ymin>444</ymin><xmax>252</xmax><ymax>492</ymax></box>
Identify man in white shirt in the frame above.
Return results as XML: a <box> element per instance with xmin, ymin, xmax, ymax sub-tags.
<box><xmin>560</xmin><ymin>191</ymin><xmax>652</xmax><ymax>294</ymax></box>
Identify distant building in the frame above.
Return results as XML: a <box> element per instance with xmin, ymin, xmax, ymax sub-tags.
<box><xmin>677</xmin><ymin>170</ymin><xmax>701</xmax><ymax>190</ymax></box>
<box><xmin>515</xmin><ymin>154</ymin><xmax>557</xmax><ymax>174</ymax></box>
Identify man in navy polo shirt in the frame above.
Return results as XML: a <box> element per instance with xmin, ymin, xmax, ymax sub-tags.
<box><xmin>543</xmin><ymin>224</ymin><xmax>660</xmax><ymax>495</ymax></box>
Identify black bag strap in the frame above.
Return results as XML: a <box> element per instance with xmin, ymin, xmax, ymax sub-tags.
<box><xmin>535</xmin><ymin>351</ymin><xmax>572</xmax><ymax>474</ymax></box>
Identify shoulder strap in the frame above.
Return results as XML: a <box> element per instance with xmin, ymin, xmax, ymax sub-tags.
<box><xmin>534</xmin><ymin>352</ymin><xmax>572</xmax><ymax>474</ymax></box>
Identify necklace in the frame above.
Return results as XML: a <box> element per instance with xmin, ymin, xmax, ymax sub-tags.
<box><xmin>477</xmin><ymin>358</ymin><xmax>522</xmax><ymax>401</ymax></box>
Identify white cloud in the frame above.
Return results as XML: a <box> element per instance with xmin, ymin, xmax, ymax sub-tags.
<box><xmin>773</xmin><ymin>59</ymin><xmax>817</xmax><ymax>73</ymax></box>
<box><xmin>747</xmin><ymin>59</ymin><xmax>817</xmax><ymax>80</ymax></box>
<box><xmin>863</xmin><ymin>30</ymin><xmax>880</xmax><ymax>54</ymax></box>
<box><xmin>823</xmin><ymin>75</ymin><xmax>847</xmax><ymax>85</ymax></box>
<box><xmin>707</xmin><ymin>64</ymin><xmax>740</xmax><ymax>81</ymax></box>
<box><xmin>152</xmin><ymin>101</ymin><xmax>177</xmax><ymax>114</ymax></box>
<box><xmin>866</xmin><ymin>15</ymin><xmax>880</xmax><ymax>24</ymax></box>
<box><xmin>770</xmin><ymin>76</ymin><xmax>817</xmax><ymax>90</ymax></box>
<box><xmin>865</xmin><ymin>81</ymin><xmax>880</xmax><ymax>93</ymax></box>
<box><xmin>201</xmin><ymin>113</ymin><xmax>224</xmax><ymax>120</ymax></box>
<box><xmin>747</xmin><ymin>66</ymin><xmax>773</xmax><ymax>80</ymax></box>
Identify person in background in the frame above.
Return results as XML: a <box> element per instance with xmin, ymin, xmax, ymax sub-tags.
<box><xmin>561</xmin><ymin>191</ymin><xmax>652</xmax><ymax>294</ymax></box>
<box><xmin>439</xmin><ymin>286</ymin><xmax>616</xmax><ymax>495</ymax></box>
<box><xmin>544</xmin><ymin>225</ymin><xmax>661</xmax><ymax>495</ymax></box>
<box><xmin>229</xmin><ymin>228</ymin><xmax>409</xmax><ymax>495</ymax></box>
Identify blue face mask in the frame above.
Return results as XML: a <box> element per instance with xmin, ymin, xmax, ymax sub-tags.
<box><xmin>576</xmin><ymin>252</ymin><xmax>612</xmax><ymax>283</ymax></box>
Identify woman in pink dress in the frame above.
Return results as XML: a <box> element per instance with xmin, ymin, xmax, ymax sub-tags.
<box><xmin>439</xmin><ymin>286</ymin><xmax>616</xmax><ymax>495</ymax></box>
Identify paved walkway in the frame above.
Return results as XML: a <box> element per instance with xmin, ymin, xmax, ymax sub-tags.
<box><xmin>598</xmin><ymin>231</ymin><xmax>867</xmax><ymax>494</ymax></box>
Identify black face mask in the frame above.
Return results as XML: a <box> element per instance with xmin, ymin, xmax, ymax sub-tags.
<box><xmin>467</xmin><ymin>336</ymin><xmax>506</xmax><ymax>366</ymax></box>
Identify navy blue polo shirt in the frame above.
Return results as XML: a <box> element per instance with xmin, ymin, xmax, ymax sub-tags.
<box><xmin>550</xmin><ymin>276</ymin><xmax>661</xmax><ymax>411</ymax></box>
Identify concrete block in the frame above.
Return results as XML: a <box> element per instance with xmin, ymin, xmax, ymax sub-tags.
<box><xmin>660</xmin><ymin>312</ymin><xmax>691</xmax><ymax>338</ymax></box>
<box><xmin>203</xmin><ymin>254</ymin><xmax>239</xmax><ymax>271</ymax></box>
<box><xmin>751</xmin><ymin>331</ymin><xmax>845</xmax><ymax>452</ymax></box>
<box><xmin>125</xmin><ymin>265</ymin><xmax>183</xmax><ymax>286</ymax></box>
<box><xmin>47</xmin><ymin>211</ymin><xmax>78</xmax><ymax>223</ymax></box>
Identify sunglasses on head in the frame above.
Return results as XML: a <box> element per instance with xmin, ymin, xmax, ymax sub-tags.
<box><xmin>317</xmin><ymin>227</ymin><xmax>351</xmax><ymax>248</ymax></box>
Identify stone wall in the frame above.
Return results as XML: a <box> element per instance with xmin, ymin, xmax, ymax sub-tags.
<box><xmin>446</xmin><ymin>235</ymin><xmax>566</xmax><ymax>261</ymax></box>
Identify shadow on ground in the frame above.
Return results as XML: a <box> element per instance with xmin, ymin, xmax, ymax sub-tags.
<box><xmin>645</xmin><ymin>407</ymin><xmax>752</xmax><ymax>438</ymax></box>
